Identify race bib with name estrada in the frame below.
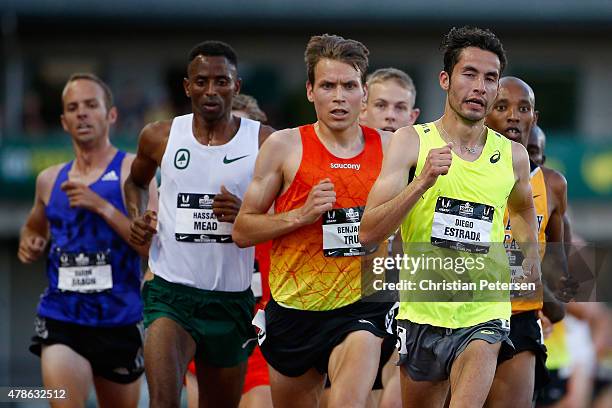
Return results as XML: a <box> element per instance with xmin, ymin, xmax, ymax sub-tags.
<box><xmin>57</xmin><ymin>251</ymin><xmax>113</xmax><ymax>292</ymax></box>
<box><xmin>175</xmin><ymin>193</ymin><xmax>233</xmax><ymax>243</ymax></box>
<box><xmin>322</xmin><ymin>206</ymin><xmax>366</xmax><ymax>257</ymax></box>
<box><xmin>431</xmin><ymin>197</ymin><xmax>494</xmax><ymax>254</ymax></box>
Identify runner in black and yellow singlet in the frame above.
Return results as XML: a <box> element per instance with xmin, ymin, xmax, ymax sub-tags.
<box><xmin>486</xmin><ymin>76</ymin><xmax>569</xmax><ymax>407</ymax></box>
<box><xmin>361</xmin><ymin>27</ymin><xmax>541</xmax><ymax>408</ymax></box>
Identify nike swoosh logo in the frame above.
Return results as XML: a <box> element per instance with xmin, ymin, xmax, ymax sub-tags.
<box><xmin>223</xmin><ymin>154</ymin><xmax>250</xmax><ymax>164</ymax></box>
<box><xmin>178</xmin><ymin>235</ymin><xmax>189</xmax><ymax>240</ymax></box>
<box><xmin>533</xmin><ymin>195</ymin><xmax>541</xmax><ymax>199</ymax></box>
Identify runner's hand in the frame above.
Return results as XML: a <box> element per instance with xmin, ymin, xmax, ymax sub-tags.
<box><xmin>213</xmin><ymin>185</ymin><xmax>241</xmax><ymax>223</ymax></box>
<box><xmin>61</xmin><ymin>180</ymin><xmax>106</xmax><ymax>213</ymax></box>
<box><xmin>416</xmin><ymin>143</ymin><xmax>453</xmax><ymax>189</ymax></box>
<box><xmin>130</xmin><ymin>210</ymin><xmax>157</xmax><ymax>246</ymax></box>
<box><xmin>18</xmin><ymin>231</ymin><xmax>47</xmax><ymax>263</ymax></box>
<box><xmin>555</xmin><ymin>275</ymin><xmax>579</xmax><ymax>302</ymax></box>
<box><xmin>519</xmin><ymin>256</ymin><xmax>542</xmax><ymax>290</ymax></box>
<box><xmin>298</xmin><ymin>179</ymin><xmax>336</xmax><ymax>225</ymax></box>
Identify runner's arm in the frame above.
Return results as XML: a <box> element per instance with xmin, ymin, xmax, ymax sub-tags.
<box><xmin>361</xmin><ymin>127</ymin><xmax>444</xmax><ymax>246</ymax></box>
<box><xmin>507</xmin><ymin>142</ymin><xmax>540</xmax><ymax>277</ymax></box>
<box><xmin>124</xmin><ymin>121</ymin><xmax>167</xmax><ymax>219</ymax></box>
<box><xmin>258</xmin><ymin>124</ymin><xmax>276</xmax><ymax>148</ymax></box>
<box><xmin>541</xmin><ymin>169</ymin><xmax>570</xmax><ymax>312</ymax></box>
<box><xmin>18</xmin><ymin>168</ymin><xmax>54</xmax><ymax>263</ymax></box>
<box><xmin>233</xmin><ymin>130</ymin><xmax>320</xmax><ymax>247</ymax></box>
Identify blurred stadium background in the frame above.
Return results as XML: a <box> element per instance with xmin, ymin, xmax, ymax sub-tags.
<box><xmin>1</xmin><ymin>0</ymin><xmax>611</xmax><ymax>404</ymax></box>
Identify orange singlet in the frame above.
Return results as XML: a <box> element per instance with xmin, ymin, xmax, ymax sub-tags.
<box><xmin>270</xmin><ymin>124</ymin><xmax>383</xmax><ymax>311</ymax></box>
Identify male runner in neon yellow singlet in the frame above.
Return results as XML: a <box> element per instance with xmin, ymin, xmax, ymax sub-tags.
<box><xmin>361</xmin><ymin>26</ymin><xmax>541</xmax><ymax>408</ymax></box>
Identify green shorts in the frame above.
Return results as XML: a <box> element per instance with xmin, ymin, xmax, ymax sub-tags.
<box><xmin>143</xmin><ymin>275</ymin><xmax>256</xmax><ymax>367</ymax></box>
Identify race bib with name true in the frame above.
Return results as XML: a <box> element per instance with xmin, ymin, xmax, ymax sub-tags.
<box><xmin>175</xmin><ymin>193</ymin><xmax>233</xmax><ymax>243</ymax></box>
<box><xmin>431</xmin><ymin>197</ymin><xmax>494</xmax><ymax>254</ymax></box>
<box><xmin>57</xmin><ymin>251</ymin><xmax>112</xmax><ymax>292</ymax></box>
<box><xmin>322</xmin><ymin>206</ymin><xmax>365</xmax><ymax>257</ymax></box>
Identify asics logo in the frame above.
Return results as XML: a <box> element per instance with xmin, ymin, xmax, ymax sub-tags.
<box><xmin>490</xmin><ymin>150</ymin><xmax>501</xmax><ymax>163</ymax></box>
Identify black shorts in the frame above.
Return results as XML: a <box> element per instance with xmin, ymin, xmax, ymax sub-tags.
<box><xmin>397</xmin><ymin>318</ymin><xmax>514</xmax><ymax>382</ymax></box>
<box><xmin>325</xmin><ymin>304</ymin><xmax>399</xmax><ymax>390</ymax></box>
<box><xmin>509</xmin><ymin>311</ymin><xmax>549</xmax><ymax>390</ymax></box>
<box><xmin>30</xmin><ymin>316</ymin><xmax>144</xmax><ymax>384</ymax></box>
<box><xmin>259</xmin><ymin>298</ymin><xmax>395</xmax><ymax>378</ymax></box>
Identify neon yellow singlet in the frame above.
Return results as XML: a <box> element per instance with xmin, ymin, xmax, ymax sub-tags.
<box><xmin>545</xmin><ymin>321</ymin><xmax>570</xmax><ymax>370</ymax></box>
<box><xmin>398</xmin><ymin>122</ymin><xmax>515</xmax><ymax>328</ymax></box>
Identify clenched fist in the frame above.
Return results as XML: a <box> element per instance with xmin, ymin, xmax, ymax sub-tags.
<box><xmin>130</xmin><ymin>210</ymin><xmax>158</xmax><ymax>246</ymax></box>
<box><xmin>417</xmin><ymin>143</ymin><xmax>453</xmax><ymax>190</ymax></box>
<box><xmin>297</xmin><ymin>179</ymin><xmax>336</xmax><ymax>225</ymax></box>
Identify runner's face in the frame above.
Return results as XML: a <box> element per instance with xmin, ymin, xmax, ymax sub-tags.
<box><xmin>486</xmin><ymin>80</ymin><xmax>535</xmax><ymax>145</ymax></box>
<box><xmin>527</xmin><ymin>129</ymin><xmax>545</xmax><ymax>165</ymax></box>
<box><xmin>61</xmin><ymin>79</ymin><xmax>115</xmax><ymax>144</ymax></box>
<box><xmin>442</xmin><ymin>47</ymin><xmax>501</xmax><ymax>123</ymax></box>
<box><xmin>361</xmin><ymin>81</ymin><xmax>417</xmax><ymax>131</ymax></box>
<box><xmin>185</xmin><ymin>55</ymin><xmax>240</xmax><ymax>122</ymax></box>
<box><xmin>307</xmin><ymin>58</ymin><xmax>364</xmax><ymax>132</ymax></box>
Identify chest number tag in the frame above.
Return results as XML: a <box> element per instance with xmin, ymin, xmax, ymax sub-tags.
<box><xmin>431</xmin><ymin>197</ymin><xmax>494</xmax><ymax>254</ymax></box>
<box><xmin>57</xmin><ymin>251</ymin><xmax>113</xmax><ymax>292</ymax></box>
<box><xmin>175</xmin><ymin>193</ymin><xmax>233</xmax><ymax>243</ymax></box>
<box><xmin>322</xmin><ymin>206</ymin><xmax>365</xmax><ymax>257</ymax></box>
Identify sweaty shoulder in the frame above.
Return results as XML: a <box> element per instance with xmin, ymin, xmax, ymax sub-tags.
<box><xmin>397</xmin><ymin>125</ymin><xmax>419</xmax><ymax>143</ymax></box>
<box><xmin>541</xmin><ymin>166</ymin><xmax>567</xmax><ymax>197</ymax></box>
<box><xmin>510</xmin><ymin>140</ymin><xmax>530</xmax><ymax>180</ymax></box>
<box><xmin>375</xmin><ymin>129</ymin><xmax>393</xmax><ymax>153</ymax></box>
<box><xmin>258</xmin><ymin>128</ymin><xmax>302</xmax><ymax>190</ymax></box>
<box><xmin>262</xmin><ymin>127</ymin><xmax>300</xmax><ymax>154</ymax></box>
<box><xmin>258</xmin><ymin>124</ymin><xmax>276</xmax><ymax>148</ymax></box>
<box><xmin>395</xmin><ymin>125</ymin><xmax>420</xmax><ymax>160</ymax></box>
<box><xmin>37</xmin><ymin>163</ymin><xmax>65</xmax><ymax>204</ymax></box>
<box><xmin>138</xmin><ymin>120</ymin><xmax>172</xmax><ymax>164</ymax></box>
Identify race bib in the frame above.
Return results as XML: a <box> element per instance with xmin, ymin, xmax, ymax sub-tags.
<box><xmin>506</xmin><ymin>247</ymin><xmax>537</xmax><ymax>299</ymax></box>
<box><xmin>322</xmin><ymin>206</ymin><xmax>365</xmax><ymax>257</ymax></box>
<box><xmin>507</xmin><ymin>248</ymin><xmax>525</xmax><ymax>280</ymax></box>
<box><xmin>175</xmin><ymin>193</ymin><xmax>233</xmax><ymax>243</ymax></box>
<box><xmin>431</xmin><ymin>197</ymin><xmax>494</xmax><ymax>254</ymax></box>
<box><xmin>57</xmin><ymin>251</ymin><xmax>112</xmax><ymax>292</ymax></box>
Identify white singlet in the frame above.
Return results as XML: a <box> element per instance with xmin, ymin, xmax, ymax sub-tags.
<box><xmin>149</xmin><ymin>113</ymin><xmax>259</xmax><ymax>291</ymax></box>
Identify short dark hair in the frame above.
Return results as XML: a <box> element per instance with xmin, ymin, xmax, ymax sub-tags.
<box><xmin>441</xmin><ymin>26</ymin><xmax>507</xmax><ymax>76</ymax></box>
<box><xmin>63</xmin><ymin>73</ymin><xmax>113</xmax><ymax>111</ymax></box>
<box><xmin>305</xmin><ymin>34</ymin><xmax>369</xmax><ymax>85</ymax></box>
<box><xmin>188</xmin><ymin>40</ymin><xmax>238</xmax><ymax>69</ymax></box>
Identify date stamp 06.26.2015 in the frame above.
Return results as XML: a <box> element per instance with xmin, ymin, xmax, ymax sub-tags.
<box><xmin>0</xmin><ymin>387</ymin><xmax>67</xmax><ymax>402</ymax></box>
